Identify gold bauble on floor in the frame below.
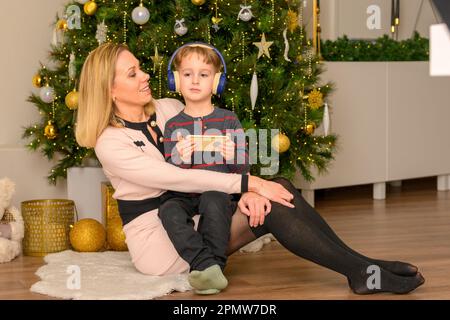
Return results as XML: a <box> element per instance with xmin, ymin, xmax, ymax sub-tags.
<box><xmin>106</xmin><ymin>218</ymin><xmax>128</xmax><ymax>251</ymax></box>
<box><xmin>70</xmin><ymin>218</ymin><xmax>106</xmax><ymax>252</ymax></box>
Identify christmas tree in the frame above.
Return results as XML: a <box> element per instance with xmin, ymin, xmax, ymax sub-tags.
<box><xmin>25</xmin><ymin>0</ymin><xmax>337</xmax><ymax>184</ymax></box>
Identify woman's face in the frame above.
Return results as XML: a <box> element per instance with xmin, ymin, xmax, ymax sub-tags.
<box><xmin>111</xmin><ymin>50</ymin><xmax>152</xmax><ymax>107</ymax></box>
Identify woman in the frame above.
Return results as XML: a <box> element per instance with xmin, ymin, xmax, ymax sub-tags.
<box><xmin>76</xmin><ymin>43</ymin><xmax>424</xmax><ymax>294</ymax></box>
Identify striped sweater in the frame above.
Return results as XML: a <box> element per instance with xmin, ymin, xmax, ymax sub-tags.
<box><xmin>163</xmin><ymin>107</ymin><xmax>249</xmax><ymax>174</ymax></box>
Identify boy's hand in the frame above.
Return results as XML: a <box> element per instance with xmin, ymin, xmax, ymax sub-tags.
<box><xmin>220</xmin><ymin>134</ymin><xmax>235</xmax><ymax>161</ymax></box>
<box><xmin>175</xmin><ymin>132</ymin><xmax>195</xmax><ymax>163</ymax></box>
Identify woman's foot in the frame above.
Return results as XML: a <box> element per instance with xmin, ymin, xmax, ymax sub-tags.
<box><xmin>349</xmin><ymin>269</ymin><xmax>425</xmax><ymax>295</ymax></box>
<box><xmin>188</xmin><ymin>264</ymin><xmax>228</xmax><ymax>295</ymax></box>
<box><xmin>372</xmin><ymin>260</ymin><xmax>418</xmax><ymax>277</ymax></box>
<box><xmin>347</xmin><ymin>260</ymin><xmax>419</xmax><ymax>287</ymax></box>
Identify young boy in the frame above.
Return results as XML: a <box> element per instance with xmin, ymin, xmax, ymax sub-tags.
<box><xmin>159</xmin><ymin>43</ymin><xmax>249</xmax><ymax>295</ymax></box>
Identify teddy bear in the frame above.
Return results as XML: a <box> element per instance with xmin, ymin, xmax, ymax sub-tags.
<box><xmin>0</xmin><ymin>177</ymin><xmax>24</xmax><ymax>263</ymax></box>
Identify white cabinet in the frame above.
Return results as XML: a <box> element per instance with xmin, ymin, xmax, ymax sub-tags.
<box><xmin>293</xmin><ymin>62</ymin><xmax>450</xmax><ymax>206</ymax></box>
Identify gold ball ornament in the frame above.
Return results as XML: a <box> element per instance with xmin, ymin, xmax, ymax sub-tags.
<box><xmin>65</xmin><ymin>89</ymin><xmax>79</xmax><ymax>110</ymax></box>
<box><xmin>272</xmin><ymin>133</ymin><xmax>291</xmax><ymax>153</ymax></box>
<box><xmin>305</xmin><ymin>123</ymin><xmax>316</xmax><ymax>135</ymax></box>
<box><xmin>191</xmin><ymin>0</ymin><xmax>206</xmax><ymax>5</ymax></box>
<box><xmin>308</xmin><ymin>89</ymin><xmax>324</xmax><ymax>110</ymax></box>
<box><xmin>44</xmin><ymin>120</ymin><xmax>57</xmax><ymax>140</ymax></box>
<box><xmin>84</xmin><ymin>1</ymin><xmax>97</xmax><ymax>15</ymax></box>
<box><xmin>32</xmin><ymin>74</ymin><xmax>42</xmax><ymax>88</ymax></box>
<box><xmin>56</xmin><ymin>19</ymin><xmax>68</xmax><ymax>31</ymax></box>
<box><xmin>70</xmin><ymin>218</ymin><xmax>106</xmax><ymax>252</ymax></box>
<box><xmin>106</xmin><ymin>218</ymin><xmax>128</xmax><ymax>251</ymax></box>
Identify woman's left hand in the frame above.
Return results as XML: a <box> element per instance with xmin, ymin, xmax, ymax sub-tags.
<box><xmin>238</xmin><ymin>192</ymin><xmax>272</xmax><ymax>227</ymax></box>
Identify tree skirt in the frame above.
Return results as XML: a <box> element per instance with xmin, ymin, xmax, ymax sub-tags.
<box><xmin>30</xmin><ymin>250</ymin><xmax>191</xmax><ymax>300</ymax></box>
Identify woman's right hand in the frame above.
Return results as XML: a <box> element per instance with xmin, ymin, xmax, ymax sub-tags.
<box><xmin>248</xmin><ymin>176</ymin><xmax>295</xmax><ymax>208</ymax></box>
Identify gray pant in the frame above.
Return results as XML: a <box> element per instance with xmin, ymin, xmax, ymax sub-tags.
<box><xmin>158</xmin><ymin>191</ymin><xmax>236</xmax><ymax>271</ymax></box>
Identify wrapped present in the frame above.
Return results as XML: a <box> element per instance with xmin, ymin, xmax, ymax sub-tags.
<box><xmin>101</xmin><ymin>182</ymin><xmax>120</xmax><ymax>225</ymax></box>
<box><xmin>101</xmin><ymin>183</ymin><xmax>127</xmax><ymax>251</ymax></box>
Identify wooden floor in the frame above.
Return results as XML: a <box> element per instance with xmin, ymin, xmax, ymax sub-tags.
<box><xmin>1</xmin><ymin>177</ymin><xmax>449</xmax><ymax>300</ymax></box>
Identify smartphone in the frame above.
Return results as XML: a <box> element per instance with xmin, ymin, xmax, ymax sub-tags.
<box><xmin>190</xmin><ymin>135</ymin><xmax>228</xmax><ymax>152</ymax></box>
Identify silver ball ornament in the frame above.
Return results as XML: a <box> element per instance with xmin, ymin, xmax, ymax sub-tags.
<box><xmin>39</xmin><ymin>86</ymin><xmax>55</xmax><ymax>103</ymax></box>
<box><xmin>132</xmin><ymin>5</ymin><xmax>150</xmax><ymax>25</ymax></box>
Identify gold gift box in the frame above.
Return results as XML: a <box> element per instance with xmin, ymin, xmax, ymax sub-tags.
<box><xmin>101</xmin><ymin>182</ymin><xmax>121</xmax><ymax>226</ymax></box>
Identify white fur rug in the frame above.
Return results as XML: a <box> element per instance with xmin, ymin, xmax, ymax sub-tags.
<box><xmin>31</xmin><ymin>235</ymin><xmax>275</xmax><ymax>300</ymax></box>
<box><xmin>30</xmin><ymin>250</ymin><xmax>191</xmax><ymax>300</ymax></box>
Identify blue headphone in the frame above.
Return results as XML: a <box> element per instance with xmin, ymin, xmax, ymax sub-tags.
<box><xmin>167</xmin><ymin>42</ymin><xmax>227</xmax><ymax>95</ymax></box>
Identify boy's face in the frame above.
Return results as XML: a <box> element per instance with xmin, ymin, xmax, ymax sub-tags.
<box><xmin>178</xmin><ymin>53</ymin><xmax>216</xmax><ymax>104</ymax></box>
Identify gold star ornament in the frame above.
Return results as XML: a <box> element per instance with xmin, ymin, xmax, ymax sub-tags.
<box><xmin>150</xmin><ymin>46</ymin><xmax>164</xmax><ymax>72</ymax></box>
<box><xmin>253</xmin><ymin>33</ymin><xmax>274</xmax><ymax>59</ymax></box>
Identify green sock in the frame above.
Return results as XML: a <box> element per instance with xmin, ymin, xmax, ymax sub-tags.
<box><xmin>188</xmin><ymin>264</ymin><xmax>228</xmax><ymax>295</ymax></box>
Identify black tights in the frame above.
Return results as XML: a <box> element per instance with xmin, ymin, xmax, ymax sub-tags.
<box><xmin>227</xmin><ymin>178</ymin><xmax>424</xmax><ymax>294</ymax></box>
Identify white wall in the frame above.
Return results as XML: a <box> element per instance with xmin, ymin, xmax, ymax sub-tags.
<box><xmin>306</xmin><ymin>0</ymin><xmax>438</xmax><ymax>40</ymax></box>
<box><xmin>0</xmin><ymin>0</ymin><xmax>68</xmax><ymax>208</ymax></box>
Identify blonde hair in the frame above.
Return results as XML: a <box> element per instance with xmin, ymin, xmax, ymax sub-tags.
<box><xmin>173</xmin><ymin>45</ymin><xmax>222</xmax><ymax>73</ymax></box>
<box><xmin>75</xmin><ymin>42</ymin><xmax>154</xmax><ymax>148</ymax></box>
